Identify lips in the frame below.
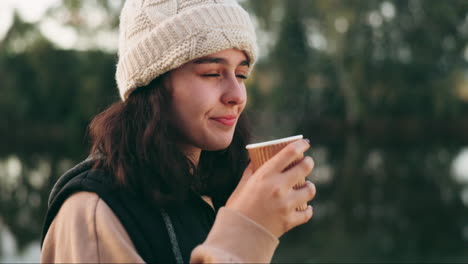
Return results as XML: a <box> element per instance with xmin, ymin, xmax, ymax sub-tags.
<box><xmin>210</xmin><ymin>115</ymin><xmax>237</xmax><ymax>126</ymax></box>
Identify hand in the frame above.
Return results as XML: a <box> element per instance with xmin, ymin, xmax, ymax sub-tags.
<box><xmin>226</xmin><ymin>139</ymin><xmax>316</xmax><ymax>238</ymax></box>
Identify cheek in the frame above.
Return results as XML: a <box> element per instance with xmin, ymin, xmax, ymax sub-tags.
<box><xmin>179</xmin><ymin>85</ymin><xmax>218</xmax><ymax>112</ymax></box>
<box><xmin>171</xmin><ymin>89</ymin><xmax>210</xmax><ymax>126</ymax></box>
<box><xmin>169</xmin><ymin>75</ymin><xmax>222</xmax><ymax>124</ymax></box>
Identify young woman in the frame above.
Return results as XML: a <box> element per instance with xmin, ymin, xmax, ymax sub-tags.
<box><xmin>41</xmin><ymin>0</ymin><xmax>316</xmax><ymax>263</ymax></box>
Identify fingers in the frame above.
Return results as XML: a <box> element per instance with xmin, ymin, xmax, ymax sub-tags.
<box><xmin>288</xmin><ymin>181</ymin><xmax>315</xmax><ymax>226</ymax></box>
<box><xmin>290</xmin><ymin>181</ymin><xmax>316</xmax><ymax>206</ymax></box>
<box><xmin>282</xmin><ymin>156</ymin><xmax>315</xmax><ymax>188</ymax></box>
<box><xmin>290</xmin><ymin>205</ymin><xmax>314</xmax><ymax>227</ymax></box>
<box><xmin>263</xmin><ymin>139</ymin><xmax>311</xmax><ymax>174</ymax></box>
<box><xmin>279</xmin><ymin>182</ymin><xmax>315</xmax><ymax>235</ymax></box>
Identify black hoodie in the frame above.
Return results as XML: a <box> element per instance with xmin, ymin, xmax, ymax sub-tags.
<box><xmin>41</xmin><ymin>158</ymin><xmax>217</xmax><ymax>264</ymax></box>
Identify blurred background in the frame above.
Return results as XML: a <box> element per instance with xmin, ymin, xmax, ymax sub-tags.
<box><xmin>1</xmin><ymin>0</ymin><xmax>468</xmax><ymax>262</ymax></box>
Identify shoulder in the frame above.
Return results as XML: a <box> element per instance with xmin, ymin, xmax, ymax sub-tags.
<box><xmin>60</xmin><ymin>191</ymin><xmax>100</xmax><ymax>215</ymax></box>
<box><xmin>53</xmin><ymin>191</ymin><xmax>118</xmax><ymax>233</ymax></box>
<box><xmin>41</xmin><ymin>191</ymin><xmax>144</xmax><ymax>263</ymax></box>
<box><xmin>57</xmin><ymin>191</ymin><xmax>112</xmax><ymax>223</ymax></box>
<box><xmin>46</xmin><ymin>191</ymin><xmax>103</xmax><ymax>242</ymax></box>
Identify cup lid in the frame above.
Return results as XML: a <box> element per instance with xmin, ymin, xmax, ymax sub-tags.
<box><xmin>246</xmin><ymin>135</ymin><xmax>303</xmax><ymax>149</ymax></box>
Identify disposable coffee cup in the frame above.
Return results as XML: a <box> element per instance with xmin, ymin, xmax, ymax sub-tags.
<box><xmin>246</xmin><ymin>135</ymin><xmax>308</xmax><ymax>211</ymax></box>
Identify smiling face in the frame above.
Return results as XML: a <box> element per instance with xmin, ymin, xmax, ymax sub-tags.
<box><xmin>165</xmin><ymin>48</ymin><xmax>250</xmax><ymax>159</ymax></box>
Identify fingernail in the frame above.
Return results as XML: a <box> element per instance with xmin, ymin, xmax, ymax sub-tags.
<box><xmin>306</xmin><ymin>205</ymin><xmax>314</xmax><ymax>218</ymax></box>
<box><xmin>304</xmin><ymin>138</ymin><xmax>310</xmax><ymax>145</ymax></box>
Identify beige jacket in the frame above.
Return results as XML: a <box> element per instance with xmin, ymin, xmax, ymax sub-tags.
<box><xmin>41</xmin><ymin>192</ymin><xmax>279</xmax><ymax>263</ymax></box>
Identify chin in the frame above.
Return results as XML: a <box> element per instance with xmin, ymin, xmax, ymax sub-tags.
<box><xmin>204</xmin><ymin>143</ymin><xmax>231</xmax><ymax>151</ymax></box>
<box><xmin>202</xmin><ymin>137</ymin><xmax>233</xmax><ymax>151</ymax></box>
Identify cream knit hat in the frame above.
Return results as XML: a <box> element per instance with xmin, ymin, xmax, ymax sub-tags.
<box><xmin>116</xmin><ymin>0</ymin><xmax>258</xmax><ymax>100</ymax></box>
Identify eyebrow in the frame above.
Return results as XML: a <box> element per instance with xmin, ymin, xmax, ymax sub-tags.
<box><xmin>193</xmin><ymin>57</ymin><xmax>250</xmax><ymax>67</ymax></box>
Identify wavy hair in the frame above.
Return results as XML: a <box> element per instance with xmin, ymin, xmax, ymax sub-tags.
<box><xmin>88</xmin><ymin>75</ymin><xmax>251</xmax><ymax>206</ymax></box>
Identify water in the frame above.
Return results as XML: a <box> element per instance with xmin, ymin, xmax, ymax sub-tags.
<box><xmin>0</xmin><ymin>221</ymin><xmax>40</xmax><ymax>263</ymax></box>
<box><xmin>273</xmin><ymin>137</ymin><xmax>468</xmax><ymax>262</ymax></box>
<box><xmin>1</xmin><ymin>136</ymin><xmax>468</xmax><ymax>262</ymax></box>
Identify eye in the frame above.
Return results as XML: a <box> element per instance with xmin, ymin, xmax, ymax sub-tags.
<box><xmin>202</xmin><ymin>74</ymin><xmax>220</xmax><ymax>77</ymax></box>
<box><xmin>236</xmin><ymin>74</ymin><xmax>248</xmax><ymax>80</ymax></box>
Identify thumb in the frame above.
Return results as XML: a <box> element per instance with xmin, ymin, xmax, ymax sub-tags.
<box><xmin>237</xmin><ymin>161</ymin><xmax>254</xmax><ymax>188</ymax></box>
<box><xmin>227</xmin><ymin>162</ymin><xmax>254</xmax><ymax>207</ymax></box>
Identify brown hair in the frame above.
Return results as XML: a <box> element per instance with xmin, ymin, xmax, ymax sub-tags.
<box><xmin>87</xmin><ymin>75</ymin><xmax>251</xmax><ymax>205</ymax></box>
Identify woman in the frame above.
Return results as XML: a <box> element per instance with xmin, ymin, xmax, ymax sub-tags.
<box><xmin>41</xmin><ymin>0</ymin><xmax>316</xmax><ymax>263</ymax></box>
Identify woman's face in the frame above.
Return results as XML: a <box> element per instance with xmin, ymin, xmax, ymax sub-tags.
<box><xmin>166</xmin><ymin>48</ymin><xmax>250</xmax><ymax>154</ymax></box>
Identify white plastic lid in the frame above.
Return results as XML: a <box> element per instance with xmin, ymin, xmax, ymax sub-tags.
<box><xmin>246</xmin><ymin>135</ymin><xmax>303</xmax><ymax>149</ymax></box>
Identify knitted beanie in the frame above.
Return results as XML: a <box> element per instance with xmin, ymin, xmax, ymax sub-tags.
<box><xmin>116</xmin><ymin>0</ymin><xmax>258</xmax><ymax>100</ymax></box>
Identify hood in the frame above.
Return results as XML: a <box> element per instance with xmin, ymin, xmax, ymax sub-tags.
<box><xmin>47</xmin><ymin>157</ymin><xmax>96</xmax><ymax>206</ymax></box>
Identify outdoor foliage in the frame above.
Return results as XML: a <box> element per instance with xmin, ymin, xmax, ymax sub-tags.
<box><xmin>1</xmin><ymin>0</ymin><xmax>468</xmax><ymax>262</ymax></box>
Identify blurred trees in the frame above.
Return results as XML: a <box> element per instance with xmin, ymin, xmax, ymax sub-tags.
<box><xmin>0</xmin><ymin>12</ymin><xmax>118</xmax><ymax>157</ymax></box>
<box><xmin>1</xmin><ymin>0</ymin><xmax>468</xmax><ymax>142</ymax></box>
<box><xmin>244</xmin><ymin>0</ymin><xmax>468</xmax><ymax>133</ymax></box>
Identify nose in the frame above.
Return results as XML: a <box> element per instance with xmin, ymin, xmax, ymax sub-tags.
<box><xmin>221</xmin><ymin>74</ymin><xmax>246</xmax><ymax>106</ymax></box>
